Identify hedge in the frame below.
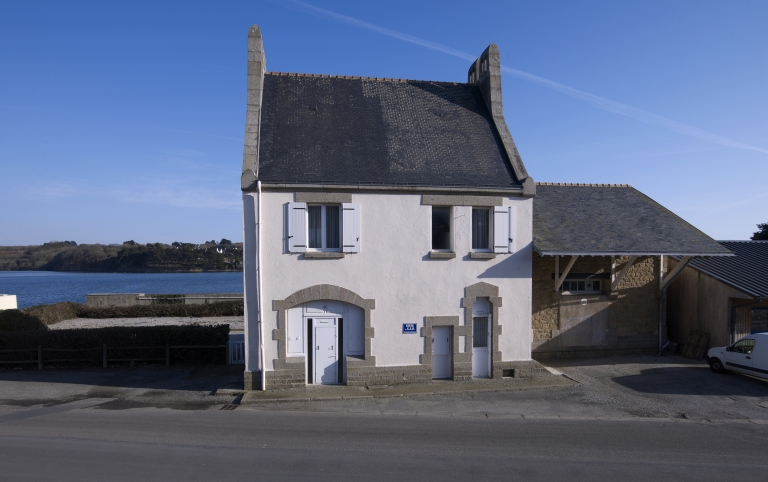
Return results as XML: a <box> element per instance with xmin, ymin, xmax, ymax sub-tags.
<box><xmin>0</xmin><ymin>325</ymin><xmax>230</xmax><ymax>367</ymax></box>
<box><xmin>22</xmin><ymin>301</ymin><xmax>244</xmax><ymax>325</ymax></box>
<box><xmin>0</xmin><ymin>310</ymin><xmax>48</xmax><ymax>331</ymax></box>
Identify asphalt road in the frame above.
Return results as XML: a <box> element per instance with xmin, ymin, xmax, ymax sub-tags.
<box><xmin>1</xmin><ymin>400</ymin><xmax>767</xmax><ymax>481</ymax></box>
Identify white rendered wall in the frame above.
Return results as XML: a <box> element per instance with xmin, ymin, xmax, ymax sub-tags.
<box><xmin>244</xmin><ymin>191</ymin><xmax>533</xmax><ymax>370</ymax></box>
<box><xmin>0</xmin><ymin>295</ymin><xmax>18</xmax><ymax>310</ymax></box>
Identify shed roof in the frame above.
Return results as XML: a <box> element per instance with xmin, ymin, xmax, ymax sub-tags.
<box><xmin>256</xmin><ymin>73</ymin><xmax>521</xmax><ymax>189</ymax></box>
<box><xmin>675</xmin><ymin>241</ymin><xmax>768</xmax><ymax>299</ymax></box>
<box><xmin>533</xmin><ymin>183</ymin><xmax>732</xmax><ymax>257</ymax></box>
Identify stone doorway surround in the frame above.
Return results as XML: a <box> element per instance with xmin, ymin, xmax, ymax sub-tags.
<box><xmin>462</xmin><ymin>282</ymin><xmax>504</xmax><ymax>379</ymax></box>
<box><xmin>257</xmin><ymin>284</ymin><xmax>375</xmax><ymax>390</ymax></box>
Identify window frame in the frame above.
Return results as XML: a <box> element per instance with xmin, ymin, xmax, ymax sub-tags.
<box><xmin>559</xmin><ymin>279</ymin><xmax>603</xmax><ymax>295</ymax></box>
<box><xmin>306</xmin><ymin>204</ymin><xmax>343</xmax><ymax>252</ymax></box>
<box><xmin>431</xmin><ymin>205</ymin><xmax>453</xmax><ymax>252</ymax></box>
<box><xmin>471</xmin><ymin>207</ymin><xmax>492</xmax><ymax>253</ymax></box>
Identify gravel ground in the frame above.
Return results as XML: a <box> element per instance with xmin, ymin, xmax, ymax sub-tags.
<box><xmin>48</xmin><ymin>316</ymin><xmax>243</xmax><ymax>332</ymax></box>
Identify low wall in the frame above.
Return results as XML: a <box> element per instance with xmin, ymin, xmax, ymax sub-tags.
<box><xmin>0</xmin><ymin>295</ymin><xmax>18</xmax><ymax>310</ymax></box>
<box><xmin>85</xmin><ymin>293</ymin><xmax>243</xmax><ymax>307</ymax></box>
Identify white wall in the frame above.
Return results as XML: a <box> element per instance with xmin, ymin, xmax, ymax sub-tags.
<box><xmin>244</xmin><ymin>191</ymin><xmax>533</xmax><ymax>370</ymax></box>
<box><xmin>0</xmin><ymin>295</ymin><xmax>18</xmax><ymax>310</ymax></box>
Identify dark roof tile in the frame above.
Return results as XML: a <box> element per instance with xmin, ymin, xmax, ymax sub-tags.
<box><xmin>533</xmin><ymin>184</ymin><xmax>731</xmax><ymax>256</ymax></box>
<box><xmin>257</xmin><ymin>73</ymin><xmax>520</xmax><ymax>188</ymax></box>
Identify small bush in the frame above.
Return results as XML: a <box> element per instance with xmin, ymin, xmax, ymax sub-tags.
<box><xmin>0</xmin><ymin>310</ymin><xmax>48</xmax><ymax>331</ymax></box>
<box><xmin>23</xmin><ymin>302</ymin><xmax>81</xmax><ymax>325</ymax></box>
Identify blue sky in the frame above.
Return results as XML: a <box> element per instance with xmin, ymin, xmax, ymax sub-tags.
<box><xmin>1</xmin><ymin>0</ymin><xmax>766</xmax><ymax>245</ymax></box>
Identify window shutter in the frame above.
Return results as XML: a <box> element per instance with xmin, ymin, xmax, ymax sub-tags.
<box><xmin>493</xmin><ymin>206</ymin><xmax>512</xmax><ymax>254</ymax></box>
<box><xmin>288</xmin><ymin>202</ymin><xmax>307</xmax><ymax>253</ymax></box>
<box><xmin>342</xmin><ymin>203</ymin><xmax>360</xmax><ymax>253</ymax></box>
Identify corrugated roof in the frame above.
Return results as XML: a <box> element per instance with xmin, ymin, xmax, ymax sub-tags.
<box><xmin>257</xmin><ymin>73</ymin><xmax>521</xmax><ymax>189</ymax></box>
<box><xmin>533</xmin><ymin>183</ymin><xmax>732</xmax><ymax>256</ymax></box>
<box><xmin>676</xmin><ymin>241</ymin><xmax>768</xmax><ymax>299</ymax></box>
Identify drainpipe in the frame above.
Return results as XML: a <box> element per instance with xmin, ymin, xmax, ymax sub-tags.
<box><xmin>257</xmin><ymin>180</ymin><xmax>266</xmax><ymax>391</ymax></box>
<box><xmin>658</xmin><ymin>255</ymin><xmax>665</xmax><ymax>355</ymax></box>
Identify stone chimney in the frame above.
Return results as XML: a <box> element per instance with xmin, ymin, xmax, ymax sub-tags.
<box><xmin>468</xmin><ymin>45</ymin><xmax>534</xmax><ymax>196</ymax></box>
<box><xmin>242</xmin><ymin>25</ymin><xmax>266</xmax><ymax>190</ymax></box>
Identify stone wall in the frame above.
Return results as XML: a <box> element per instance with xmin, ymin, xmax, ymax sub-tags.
<box><xmin>532</xmin><ymin>253</ymin><xmax>659</xmax><ymax>359</ymax></box>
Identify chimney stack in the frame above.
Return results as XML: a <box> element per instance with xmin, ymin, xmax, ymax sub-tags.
<box><xmin>242</xmin><ymin>25</ymin><xmax>266</xmax><ymax>190</ymax></box>
<box><xmin>468</xmin><ymin>44</ymin><xmax>534</xmax><ymax>196</ymax></box>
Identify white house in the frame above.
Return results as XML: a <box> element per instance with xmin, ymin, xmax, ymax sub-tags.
<box><xmin>240</xmin><ymin>25</ymin><xmax>544</xmax><ymax>390</ymax></box>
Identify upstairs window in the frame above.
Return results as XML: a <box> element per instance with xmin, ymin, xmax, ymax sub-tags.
<box><xmin>472</xmin><ymin>208</ymin><xmax>490</xmax><ymax>251</ymax></box>
<box><xmin>432</xmin><ymin>206</ymin><xmax>451</xmax><ymax>251</ymax></box>
<box><xmin>287</xmin><ymin>202</ymin><xmax>360</xmax><ymax>254</ymax></box>
<box><xmin>308</xmin><ymin>205</ymin><xmax>340</xmax><ymax>250</ymax></box>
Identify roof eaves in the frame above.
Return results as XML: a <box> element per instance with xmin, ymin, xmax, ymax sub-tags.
<box><xmin>671</xmin><ymin>258</ymin><xmax>763</xmax><ymax>299</ymax></box>
<box><xmin>537</xmin><ymin>248</ymin><xmax>735</xmax><ymax>257</ymax></box>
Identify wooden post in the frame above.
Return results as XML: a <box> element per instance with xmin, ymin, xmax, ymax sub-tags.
<box><xmin>165</xmin><ymin>344</ymin><xmax>170</xmax><ymax>366</ymax></box>
<box><xmin>102</xmin><ymin>344</ymin><xmax>107</xmax><ymax>368</ymax></box>
<box><xmin>37</xmin><ymin>345</ymin><xmax>42</xmax><ymax>370</ymax></box>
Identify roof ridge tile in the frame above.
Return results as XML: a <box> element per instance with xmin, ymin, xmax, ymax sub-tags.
<box><xmin>536</xmin><ymin>182</ymin><xmax>632</xmax><ymax>188</ymax></box>
<box><xmin>266</xmin><ymin>71</ymin><xmax>465</xmax><ymax>85</ymax></box>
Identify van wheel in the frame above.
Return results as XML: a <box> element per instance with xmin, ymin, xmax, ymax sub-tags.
<box><xmin>710</xmin><ymin>358</ymin><xmax>725</xmax><ymax>374</ymax></box>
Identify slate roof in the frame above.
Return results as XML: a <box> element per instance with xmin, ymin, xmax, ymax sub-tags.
<box><xmin>256</xmin><ymin>73</ymin><xmax>520</xmax><ymax>189</ymax></box>
<box><xmin>533</xmin><ymin>183</ymin><xmax>733</xmax><ymax>257</ymax></box>
<box><xmin>676</xmin><ymin>241</ymin><xmax>768</xmax><ymax>299</ymax></box>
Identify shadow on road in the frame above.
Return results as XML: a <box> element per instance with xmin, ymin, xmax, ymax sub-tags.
<box><xmin>0</xmin><ymin>364</ymin><xmax>245</xmax><ymax>393</ymax></box>
<box><xmin>612</xmin><ymin>366</ymin><xmax>768</xmax><ymax>397</ymax></box>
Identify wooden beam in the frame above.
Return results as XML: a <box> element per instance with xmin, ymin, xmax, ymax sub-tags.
<box><xmin>611</xmin><ymin>256</ymin><xmax>638</xmax><ymax>291</ymax></box>
<box><xmin>554</xmin><ymin>255</ymin><xmax>579</xmax><ymax>291</ymax></box>
<box><xmin>659</xmin><ymin>256</ymin><xmax>692</xmax><ymax>291</ymax></box>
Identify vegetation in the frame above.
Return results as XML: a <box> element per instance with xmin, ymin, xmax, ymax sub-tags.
<box><xmin>19</xmin><ymin>301</ymin><xmax>244</xmax><ymax>326</ymax></box>
<box><xmin>0</xmin><ymin>310</ymin><xmax>48</xmax><ymax>331</ymax></box>
<box><xmin>0</xmin><ymin>325</ymin><xmax>230</xmax><ymax>367</ymax></box>
<box><xmin>0</xmin><ymin>239</ymin><xmax>242</xmax><ymax>272</ymax></box>
<box><xmin>752</xmin><ymin>223</ymin><xmax>768</xmax><ymax>241</ymax></box>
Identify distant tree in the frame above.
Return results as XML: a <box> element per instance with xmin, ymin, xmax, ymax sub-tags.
<box><xmin>752</xmin><ymin>223</ymin><xmax>768</xmax><ymax>240</ymax></box>
<box><xmin>123</xmin><ymin>240</ymin><xmax>137</xmax><ymax>246</ymax></box>
<box><xmin>220</xmin><ymin>238</ymin><xmax>232</xmax><ymax>245</ymax></box>
<box><xmin>65</xmin><ymin>241</ymin><xmax>77</xmax><ymax>246</ymax></box>
<box><xmin>172</xmin><ymin>242</ymin><xmax>182</xmax><ymax>248</ymax></box>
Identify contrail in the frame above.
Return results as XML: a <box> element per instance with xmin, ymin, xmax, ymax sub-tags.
<box><xmin>284</xmin><ymin>0</ymin><xmax>768</xmax><ymax>155</ymax></box>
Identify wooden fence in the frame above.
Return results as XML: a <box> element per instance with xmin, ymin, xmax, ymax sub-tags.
<box><xmin>0</xmin><ymin>344</ymin><xmax>227</xmax><ymax>369</ymax></box>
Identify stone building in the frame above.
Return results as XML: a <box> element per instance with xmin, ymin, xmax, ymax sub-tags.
<box><xmin>530</xmin><ymin>183</ymin><xmax>730</xmax><ymax>360</ymax></box>
<box><xmin>238</xmin><ymin>25</ymin><xmax>734</xmax><ymax>389</ymax></box>
<box><xmin>240</xmin><ymin>25</ymin><xmax>541</xmax><ymax>390</ymax></box>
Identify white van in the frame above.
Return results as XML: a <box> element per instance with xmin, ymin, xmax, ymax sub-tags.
<box><xmin>708</xmin><ymin>333</ymin><xmax>768</xmax><ymax>380</ymax></box>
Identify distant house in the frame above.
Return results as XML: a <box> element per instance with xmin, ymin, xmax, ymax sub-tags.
<box><xmin>530</xmin><ymin>183</ymin><xmax>730</xmax><ymax>359</ymax></box>
<box><xmin>240</xmin><ymin>26</ymin><xmax>541</xmax><ymax>390</ymax></box>
<box><xmin>667</xmin><ymin>241</ymin><xmax>768</xmax><ymax>350</ymax></box>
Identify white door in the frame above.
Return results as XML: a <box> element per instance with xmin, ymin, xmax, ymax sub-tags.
<box><xmin>432</xmin><ymin>326</ymin><xmax>451</xmax><ymax>379</ymax></box>
<box><xmin>472</xmin><ymin>316</ymin><xmax>491</xmax><ymax>378</ymax></box>
<box><xmin>724</xmin><ymin>337</ymin><xmax>755</xmax><ymax>375</ymax></box>
<box><xmin>313</xmin><ymin>318</ymin><xmax>338</xmax><ymax>384</ymax></box>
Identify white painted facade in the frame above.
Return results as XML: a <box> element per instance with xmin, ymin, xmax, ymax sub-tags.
<box><xmin>242</xmin><ymin>191</ymin><xmax>533</xmax><ymax>381</ymax></box>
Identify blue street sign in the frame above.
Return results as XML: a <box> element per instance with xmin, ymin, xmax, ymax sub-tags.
<box><xmin>402</xmin><ymin>323</ymin><xmax>417</xmax><ymax>334</ymax></box>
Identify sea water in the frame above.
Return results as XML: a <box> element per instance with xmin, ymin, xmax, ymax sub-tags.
<box><xmin>0</xmin><ymin>271</ymin><xmax>244</xmax><ymax>309</ymax></box>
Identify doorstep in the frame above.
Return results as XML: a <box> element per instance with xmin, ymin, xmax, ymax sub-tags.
<box><xmin>236</xmin><ymin>375</ymin><xmax>574</xmax><ymax>404</ymax></box>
